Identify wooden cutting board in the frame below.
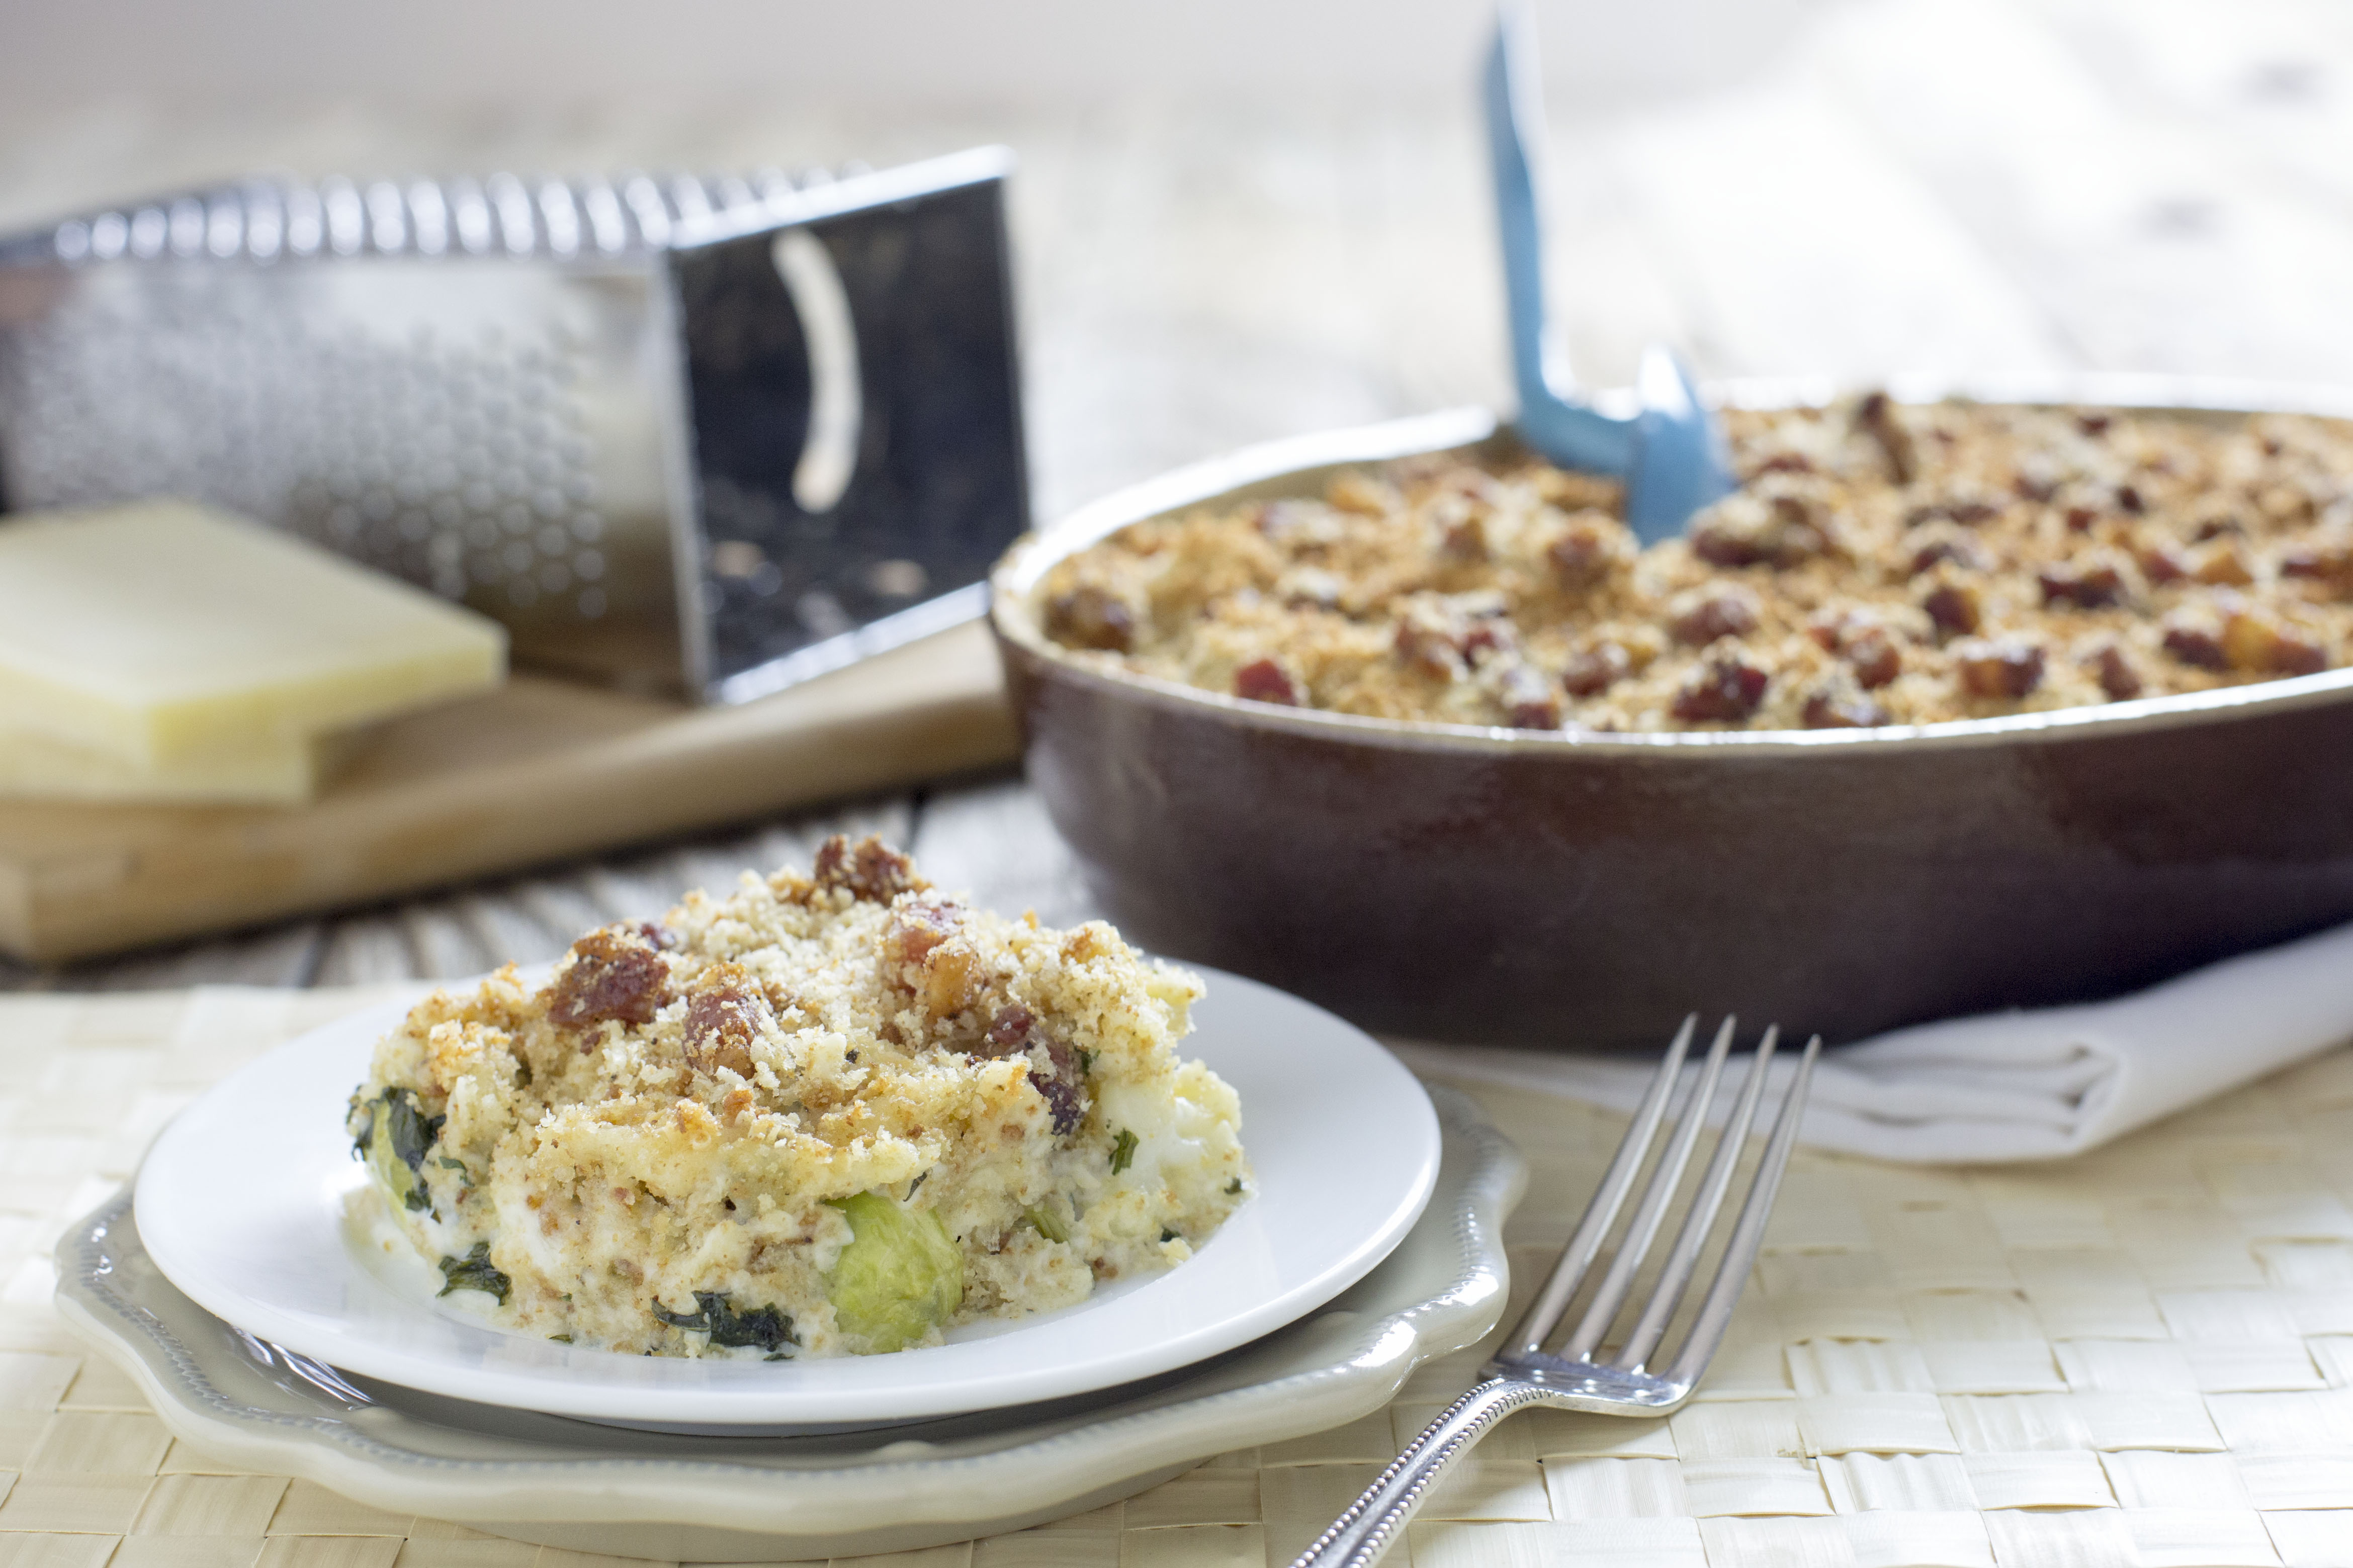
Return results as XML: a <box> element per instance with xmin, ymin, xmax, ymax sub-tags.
<box><xmin>0</xmin><ymin>620</ymin><xmax>1018</xmax><ymax>964</ymax></box>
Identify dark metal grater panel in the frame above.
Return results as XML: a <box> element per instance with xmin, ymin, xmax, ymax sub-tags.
<box><xmin>674</xmin><ymin>177</ymin><xmax>1027</xmax><ymax>700</ymax></box>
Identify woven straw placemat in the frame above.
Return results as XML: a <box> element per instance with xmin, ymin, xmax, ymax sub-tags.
<box><xmin>4</xmin><ymin>989</ymin><xmax>2352</xmax><ymax>1568</ymax></box>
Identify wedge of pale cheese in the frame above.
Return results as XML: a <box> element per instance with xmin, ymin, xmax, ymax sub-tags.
<box><xmin>0</xmin><ymin>724</ymin><xmax>339</xmax><ymax>804</ymax></box>
<box><xmin>0</xmin><ymin>502</ymin><xmax>504</xmax><ymax>767</ymax></box>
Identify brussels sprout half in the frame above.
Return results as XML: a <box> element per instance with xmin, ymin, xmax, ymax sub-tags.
<box><xmin>826</xmin><ymin>1190</ymin><xmax>963</xmax><ymax>1353</ymax></box>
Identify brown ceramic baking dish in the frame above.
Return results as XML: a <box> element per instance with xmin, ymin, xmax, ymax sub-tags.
<box><xmin>990</xmin><ymin>380</ymin><xmax>2353</xmax><ymax>1049</ymax></box>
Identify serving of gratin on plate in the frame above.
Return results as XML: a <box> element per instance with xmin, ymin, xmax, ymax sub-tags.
<box><xmin>126</xmin><ymin>839</ymin><xmax>1440</xmax><ymax>1428</ymax></box>
<box><xmin>346</xmin><ymin>834</ymin><xmax>1250</xmax><ymax>1359</ymax></box>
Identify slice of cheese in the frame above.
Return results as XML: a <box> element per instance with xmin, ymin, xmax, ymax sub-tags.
<box><xmin>0</xmin><ymin>501</ymin><xmax>505</xmax><ymax>765</ymax></box>
<box><xmin>0</xmin><ymin>724</ymin><xmax>335</xmax><ymax>804</ymax></box>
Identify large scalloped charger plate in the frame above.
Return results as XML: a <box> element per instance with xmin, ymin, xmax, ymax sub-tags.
<box><xmin>59</xmin><ymin>1083</ymin><xmax>1520</xmax><ymax>1560</ymax></box>
<box><xmin>130</xmin><ymin>963</ymin><xmax>1442</xmax><ymax>1429</ymax></box>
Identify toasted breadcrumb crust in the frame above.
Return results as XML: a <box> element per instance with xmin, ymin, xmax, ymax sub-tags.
<box><xmin>346</xmin><ymin>836</ymin><xmax>1249</xmax><ymax>1357</ymax></box>
<box><xmin>1039</xmin><ymin>398</ymin><xmax>2353</xmax><ymax>731</ymax></box>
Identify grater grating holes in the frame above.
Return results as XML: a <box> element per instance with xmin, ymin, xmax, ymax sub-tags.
<box><xmin>0</xmin><ymin>263</ymin><xmax>617</xmax><ymax>618</ymax></box>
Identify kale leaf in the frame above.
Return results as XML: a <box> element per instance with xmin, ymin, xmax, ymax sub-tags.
<box><xmin>654</xmin><ymin>1292</ymin><xmax>797</xmax><ymax>1354</ymax></box>
<box><xmin>1109</xmin><ymin>1128</ymin><xmax>1139</xmax><ymax>1175</ymax></box>
<box><xmin>436</xmin><ymin>1243</ymin><xmax>511</xmax><ymax>1304</ymax></box>
<box><xmin>354</xmin><ymin>1087</ymin><xmax>445</xmax><ymax>1213</ymax></box>
<box><xmin>382</xmin><ymin>1089</ymin><xmax>443</xmax><ymax>1168</ymax></box>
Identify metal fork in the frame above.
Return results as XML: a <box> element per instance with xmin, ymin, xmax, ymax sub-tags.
<box><xmin>1289</xmin><ymin>1017</ymin><xmax>1821</xmax><ymax>1568</ymax></box>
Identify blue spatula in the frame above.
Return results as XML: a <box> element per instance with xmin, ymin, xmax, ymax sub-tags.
<box><xmin>1484</xmin><ymin>3</ymin><xmax>1734</xmax><ymax>542</ymax></box>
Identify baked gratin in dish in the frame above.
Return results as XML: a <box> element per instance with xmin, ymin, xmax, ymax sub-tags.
<box><xmin>1038</xmin><ymin>396</ymin><xmax>2353</xmax><ymax>732</ymax></box>
<box><xmin>345</xmin><ymin>836</ymin><xmax>1250</xmax><ymax>1359</ymax></box>
<box><xmin>990</xmin><ymin>389</ymin><xmax>2353</xmax><ymax>1048</ymax></box>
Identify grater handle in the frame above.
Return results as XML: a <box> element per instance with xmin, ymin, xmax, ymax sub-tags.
<box><xmin>38</xmin><ymin>169</ymin><xmax>841</xmax><ymax>267</ymax></box>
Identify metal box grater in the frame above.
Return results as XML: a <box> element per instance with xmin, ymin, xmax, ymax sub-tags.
<box><xmin>0</xmin><ymin>147</ymin><xmax>1029</xmax><ymax>702</ymax></box>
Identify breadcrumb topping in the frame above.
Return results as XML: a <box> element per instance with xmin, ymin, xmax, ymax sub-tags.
<box><xmin>1039</xmin><ymin>398</ymin><xmax>2353</xmax><ymax>731</ymax></box>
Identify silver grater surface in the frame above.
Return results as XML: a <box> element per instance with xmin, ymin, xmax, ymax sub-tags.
<box><xmin>0</xmin><ymin>149</ymin><xmax>1028</xmax><ymax>702</ymax></box>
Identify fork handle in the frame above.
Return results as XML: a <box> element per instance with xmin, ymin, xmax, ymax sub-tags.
<box><xmin>1287</xmin><ymin>1377</ymin><xmax>1548</xmax><ymax>1568</ymax></box>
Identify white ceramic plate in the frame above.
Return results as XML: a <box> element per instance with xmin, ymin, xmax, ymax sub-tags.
<box><xmin>134</xmin><ymin>964</ymin><xmax>1441</xmax><ymax>1428</ymax></box>
<box><xmin>64</xmin><ymin>1085</ymin><xmax>1521</xmax><ymax>1561</ymax></box>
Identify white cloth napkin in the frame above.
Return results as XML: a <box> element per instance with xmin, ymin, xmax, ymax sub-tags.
<box><xmin>1386</xmin><ymin>919</ymin><xmax>2353</xmax><ymax>1163</ymax></box>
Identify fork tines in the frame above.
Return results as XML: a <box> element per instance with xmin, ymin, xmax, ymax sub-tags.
<box><xmin>1285</xmin><ymin>1013</ymin><xmax>1823</xmax><ymax>1568</ymax></box>
<box><xmin>1501</xmin><ymin>1016</ymin><xmax>1820</xmax><ymax>1396</ymax></box>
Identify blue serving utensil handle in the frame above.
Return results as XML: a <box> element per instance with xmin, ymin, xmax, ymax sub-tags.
<box><xmin>1483</xmin><ymin>3</ymin><xmax>1734</xmax><ymax>542</ymax></box>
